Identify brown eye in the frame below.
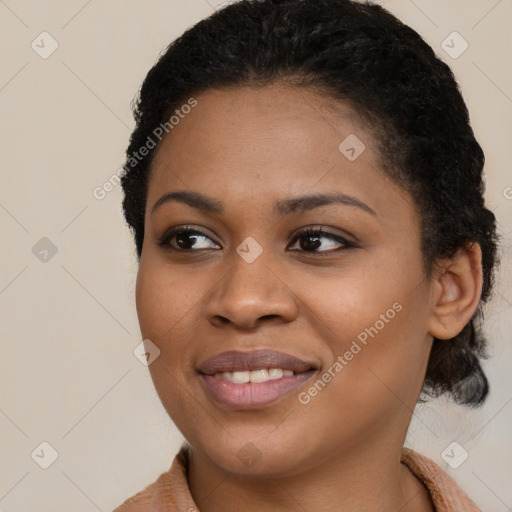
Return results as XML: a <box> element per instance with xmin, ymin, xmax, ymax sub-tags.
<box><xmin>158</xmin><ymin>228</ymin><xmax>221</xmax><ymax>251</ymax></box>
<box><xmin>158</xmin><ymin>225</ymin><xmax>356</xmax><ymax>255</ymax></box>
<box><xmin>288</xmin><ymin>228</ymin><xmax>355</xmax><ymax>254</ymax></box>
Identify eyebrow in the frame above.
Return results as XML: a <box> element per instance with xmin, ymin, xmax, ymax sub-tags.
<box><xmin>150</xmin><ymin>190</ymin><xmax>377</xmax><ymax>217</ymax></box>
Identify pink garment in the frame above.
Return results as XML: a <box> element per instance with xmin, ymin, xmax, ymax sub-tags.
<box><xmin>113</xmin><ymin>445</ymin><xmax>482</xmax><ymax>511</ymax></box>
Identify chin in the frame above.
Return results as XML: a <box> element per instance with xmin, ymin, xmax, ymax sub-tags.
<box><xmin>189</xmin><ymin>428</ymin><xmax>316</xmax><ymax>477</ymax></box>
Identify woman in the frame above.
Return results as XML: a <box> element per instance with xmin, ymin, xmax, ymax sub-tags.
<box><xmin>114</xmin><ymin>0</ymin><xmax>498</xmax><ymax>510</ymax></box>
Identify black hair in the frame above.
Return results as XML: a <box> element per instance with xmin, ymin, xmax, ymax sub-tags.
<box><xmin>120</xmin><ymin>0</ymin><xmax>499</xmax><ymax>407</ymax></box>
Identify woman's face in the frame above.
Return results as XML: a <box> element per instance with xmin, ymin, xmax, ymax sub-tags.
<box><xmin>136</xmin><ymin>82</ymin><xmax>435</xmax><ymax>476</ymax></box>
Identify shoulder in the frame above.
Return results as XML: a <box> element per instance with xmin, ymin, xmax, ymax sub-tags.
<box><xmin>113</xmin><ymin>446</ymin><xmax>197</xmax><ymax>512</ymax></box>
<box><xmin>112</xmin><ymin>471</ymin><xmax>167</xmax><ymax>511</ymax></box>
<box><xmin>114</xmin><ymin>472</ymin><xmax>178</xmax><ymax>512</ymax></box>
<box><xmin>401</xmin><ymin>447</ymin><xmax>482</xmax><ymax>512</ymax></box>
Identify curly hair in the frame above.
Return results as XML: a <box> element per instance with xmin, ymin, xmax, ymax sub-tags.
<box><xmin>120</xmin><ymin>0</ymin><xmax>499</xmax><ymax>407</ymax></box>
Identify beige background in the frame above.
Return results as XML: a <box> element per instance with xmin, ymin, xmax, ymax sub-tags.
<box><xmin>0</xmin><ymin>0</ymin><xmax>511</xmax><ymax>510</ymax></box>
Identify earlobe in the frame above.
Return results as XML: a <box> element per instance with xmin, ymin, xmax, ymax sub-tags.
<box><xmin>428</xmin><ymin>242</ymin><xmax>483</xmax><ymax>340</ymax></box>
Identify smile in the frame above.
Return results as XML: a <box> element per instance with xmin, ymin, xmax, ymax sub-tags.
<box><xmin>197</xmin><ymin>349</ymin><xmax>318</xmax><ymax>409</ymax></box>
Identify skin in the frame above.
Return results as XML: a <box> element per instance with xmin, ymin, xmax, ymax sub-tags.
<box><xmin>135</xmin><ymin>82</ymin><xmax>482</xmax><ymax>511</ymax></box>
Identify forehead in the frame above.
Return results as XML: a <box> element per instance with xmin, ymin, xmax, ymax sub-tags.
<box><xmin>146</xmin><ymin>83</ymin><xmax>415</xmax><ymax>221</ymax></box>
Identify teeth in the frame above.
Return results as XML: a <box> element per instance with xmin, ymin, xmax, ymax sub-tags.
<box><xmin>250</xmin><ymin>369</ymin><xmax>269</xmax><ymax>383</ymax></box>
<box><xmin>268</xmin><ymin>368</ymin><xmax>283</xmax><ymax>379</ymax></box>
<box><xmin>213</xmin><ymin>368</ymin><xmax>295</xmax><ymax>383</ymax></box>
<box><xmin>232</xmin><ymin>371</ymin><xmax>250</xmax><ymax>383</ymax></box>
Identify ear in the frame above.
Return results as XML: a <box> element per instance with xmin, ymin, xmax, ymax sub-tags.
<box><xmin>427</xmin><ymin>242</ymin><xmax>483</xmax><ymax>340</ymax></box>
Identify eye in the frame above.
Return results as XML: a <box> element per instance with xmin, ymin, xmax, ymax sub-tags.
<box><xmin>158</xmin><ymin>225</ymin><xmax>356</xmax><ymax>254</ymax></box>
<box><xmin>288</xmin><ymin>227</ymin><xmax>356</xmax><ymax>254</ymax></box>
<box><xmin>158</xmin><ymin>227</ymin><xmax>221</xmax><ymax>251</ymax></box>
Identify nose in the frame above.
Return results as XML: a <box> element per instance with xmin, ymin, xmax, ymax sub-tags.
<box><xmin>204</xmin><ymin>254</ymin><xmax>299</xmax><ymax>331</ymax></box>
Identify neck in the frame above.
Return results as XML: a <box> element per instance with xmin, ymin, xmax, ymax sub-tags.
<box><xmin>187</xmin><ymin>436</ymin><xmax>433</xmax><ymax>512</ymax></box>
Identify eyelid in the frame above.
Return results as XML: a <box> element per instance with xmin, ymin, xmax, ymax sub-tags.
<box><xmin>289</xmin><ymin>224</ymin><xmax>356</xmax><ymax>243</ymax></box>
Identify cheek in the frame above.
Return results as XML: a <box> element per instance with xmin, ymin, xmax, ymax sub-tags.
<box><xmin>135</xmin><ymin>259</ymin><xmax>207</xmax><ymax>387</ymax></box>
<box><xmin>307</xmin><ymin>299</ymin><xmax>429</xmax><ymax>424</ymax></box>
<box><xmin>294</xmin><ymin>258</ymin><xmax>415</xmax><ymax>346</ymax></box>
<box><xmin>293</xmin><ymin>310</ymin><xmax>429</xmax><ymax>456</ymax></box>
<box><xmin>135</xmin><ymin>262</ymin><xmax>205</xmax><ymax>428</ymax></box>
<box><xmin>135</xmin><ymin>257</ymin><xmax>199</xmax><ymax>339</ymax></box>
<box><xmin>294</xmin><ymin>255</ymin><xmax>430</xmax><ymax>399</ymax></box>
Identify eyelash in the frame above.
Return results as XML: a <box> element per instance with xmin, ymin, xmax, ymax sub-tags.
<box><xmin>157</xmin><ymin>225</ymin><xmax>357</xmax><ymax>255</ymax></box>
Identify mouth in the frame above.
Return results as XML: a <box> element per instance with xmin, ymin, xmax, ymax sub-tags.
<box><xmin>197</xmin><ymin>349</ymin><xmax>318</xmax><ymax>410</ymax></box>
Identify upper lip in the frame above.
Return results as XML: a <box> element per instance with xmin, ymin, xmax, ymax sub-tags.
<box><xmin>197</xmin><ymin>349</ymin><xmax>317</xmax><ymax>375</ymax></box>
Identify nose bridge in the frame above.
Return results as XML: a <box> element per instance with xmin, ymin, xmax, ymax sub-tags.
<box><xmin>204</xmin><ymin>246</ymin><xmax>298</xmax><ymax>328</ymax></box>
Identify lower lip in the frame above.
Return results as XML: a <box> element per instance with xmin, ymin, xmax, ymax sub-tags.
<box><xmin>200</xmin><ymin>371</ymin><xmax>316</xmax><ymax>409</ymax></box>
